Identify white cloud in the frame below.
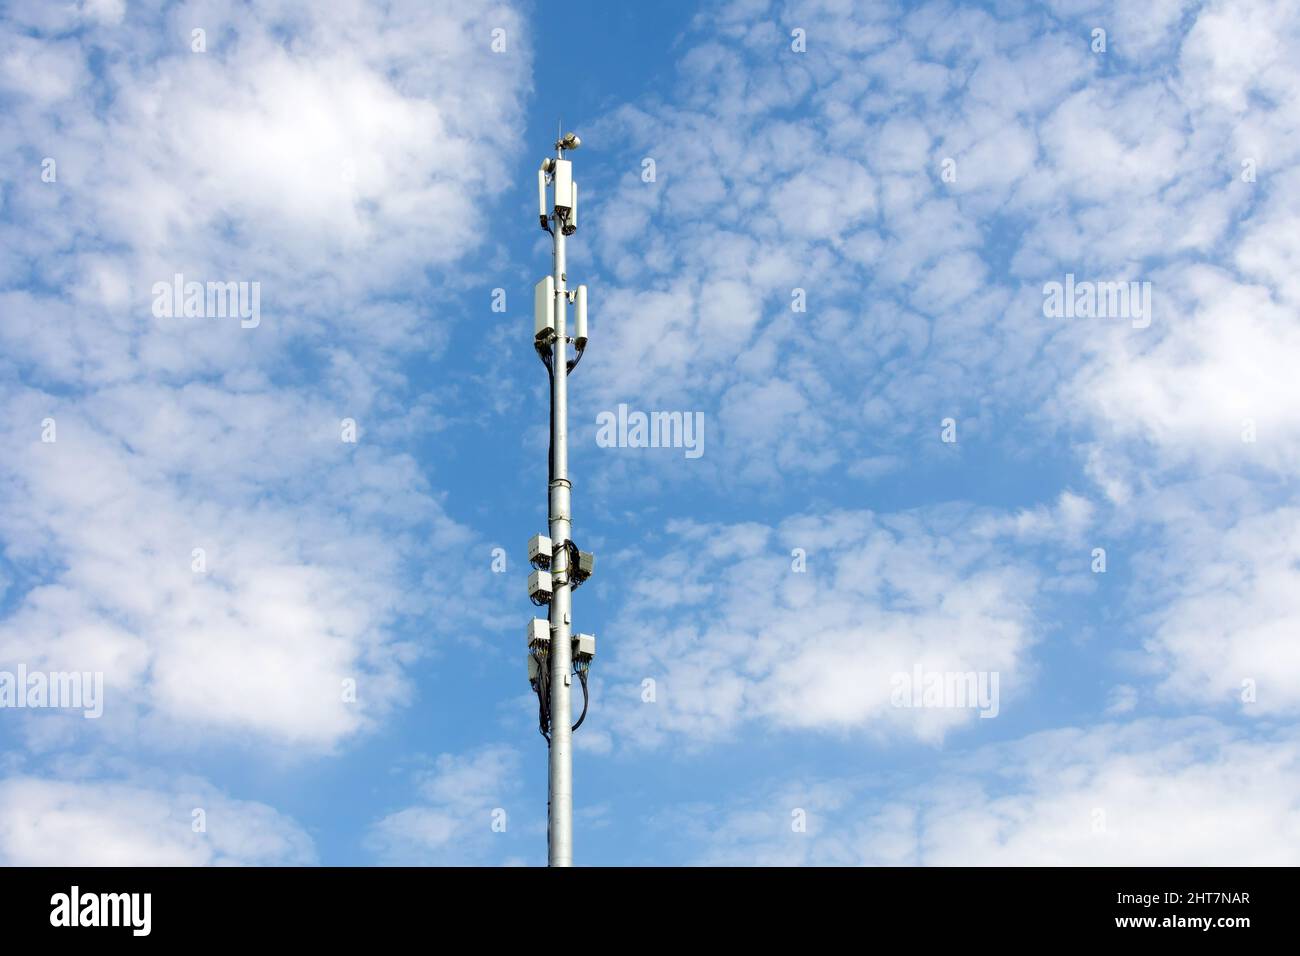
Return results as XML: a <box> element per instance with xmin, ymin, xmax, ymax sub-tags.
<box><xmin>1075</xmin><ymin>264</ymin><xmax>1300</xmax><ymax>474</ymax></box>
<box><xmin>0</xmin><ymin>1</ymin><xmax>529</xmax><ymax>755</ymax></box>
<box><xmin>671</xmin><ymin>718</ymin><xmax>1300</xmax><ymax>865</ymax></box>
<box><xmin>1178</xmin><ymin>0</ymin><xmax>1293</xmax><ymax>112</ymax></box>
<box><xmin>970</xmin><ymin>490</ymin><xmax>1095</xmax><ymax>544</ymax></box>
<box><xmin>579</xmin><ymin>0</ymin><xmax>1300</xmax><ymax>768</ymax></box>
<box><xmin>576</xmin><ymin>0</ymin><xmax>1300</xmax><ymax>500</ymax></box>
<box><xmin>1144</xmin><ymin>506</ymin><xmax>1300</xmax><ymax>714</ymax></box>
<box><xmin>598</xmin><ymin>507</ymin><xmax>1044</xmax><ymax>748</ymax></box>
<box><xmin>0</xmin><ymin>0</ymin><xmax>530</xmax><ymax>382</ymax></box>
<box><xmin>0</xmin><ymin>352</ymin><xmax>494</xmax><ymax>754</ymax></box>
<box><xmin>365</xmin><ymin>745</ymin><xmax>525</xmax><ymax>865</ymax></box>
<box><xmin>0</xmin><ymin>775</ymin><xmax>315</xmax><ymax>865</ymax></box>
<box><xmin>1105</xmin><ymin>683</ymin><xmax>1138</xmax><ymax>715</ymax></box>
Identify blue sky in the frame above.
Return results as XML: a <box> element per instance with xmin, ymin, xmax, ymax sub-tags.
<box><xmin>1</xmin><ymin>0</ymin><xmax>1299</xmax><ymax>865</ymax></box>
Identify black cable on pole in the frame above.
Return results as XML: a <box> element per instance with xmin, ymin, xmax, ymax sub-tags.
<box><xmin>571</xmin><ymin>667</ymin><xmax>589</xmax><ymax>732</ymax></box>
<box><xmin>532</xmin><ymin>649</ymin><xmax>551</xmax><ymax>744</ymax></box>
<box><xmin>547</xmin><ymin>359</ymin><xmax>555</xmax><ymax>485</ymax></box>
<box><xmin>567</xmin><ymin>340</ymin><xmax>585</xmax><ymax>374</ymax></box>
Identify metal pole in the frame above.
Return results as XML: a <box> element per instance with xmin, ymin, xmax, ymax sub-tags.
<box><xmin>547</xmin><ymin>143</ymin><xmax>574</xmax><ymax>867</ymax></box>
